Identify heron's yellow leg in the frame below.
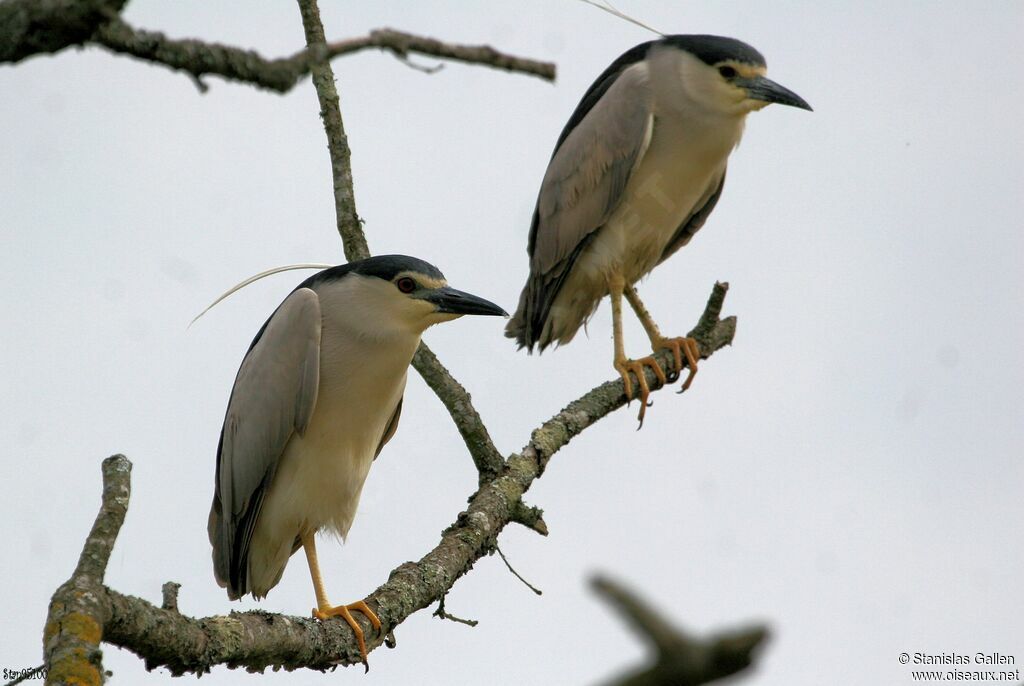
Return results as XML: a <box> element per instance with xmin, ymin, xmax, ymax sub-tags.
<box><xmin>623</xmin><ymin>284</ymin><xmax>700</xmax><ymax>393</ymax></box>
<box><xmin>610</xmin><ymin>275</ymin><xmax>665</xmax><ymax>426</ymax></box>
<box><xmin>301</xmin><ymin>531</ymin><xmax>381</xmax><ymax>670</ymax></box>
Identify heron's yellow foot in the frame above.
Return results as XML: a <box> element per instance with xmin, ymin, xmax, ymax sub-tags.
<box><xmin>614</xmin><ymin>355</ymin><xmax>668</xmax><ymax>427</ymax></box>
<box><xmin>312</xmin><ymin>600</ymin><xmax>382</xmax><ymax>670</ymax></box>
<box><xmin>652</xmin><ymin>336</ymin><xmax>700</xmax><ymax>393</ymax></box>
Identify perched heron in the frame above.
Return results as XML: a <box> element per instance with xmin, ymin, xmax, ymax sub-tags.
<box><xmin>507</xmin><ymin>35</ymin><xmax>811</xmax><ymax>422</ymax></box>
<box><xmin>208</xmin><ymin>255</ymin><xmax>506</xmax><ymax>666</ymax></box>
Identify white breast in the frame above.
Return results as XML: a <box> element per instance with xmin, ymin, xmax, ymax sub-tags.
<box><xmin>246</xmin><ymin>279</ymin><xmax>420</xmax><ymax>597</ymax></box>
<box><xmin>545</xmin><ymin>106</ymin><xmax>743</xmax><ymax>346</ymax></box>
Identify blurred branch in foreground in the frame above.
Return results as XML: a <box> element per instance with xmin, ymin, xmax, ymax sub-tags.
<box><xmin>592</xmin><ymin>575</ymin><xmax>769</xmax><ymax>686</ymax></box>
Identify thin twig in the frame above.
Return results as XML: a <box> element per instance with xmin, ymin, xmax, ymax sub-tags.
<box><xmin>432</xmin><ymin>594</ymin><xmax>479</xmax><ymax>627</ymax></box>
<box><xmin>496</xmin><ymin>545</ymin><xmax>543</xmax><ymax>596</ymax></box>
<box><xmin>337</xmin><ymin>29</ymin><xmax>555</xmax><ymax>81</ymax></box>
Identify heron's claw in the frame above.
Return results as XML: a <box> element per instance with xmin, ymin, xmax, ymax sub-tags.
<box><xmin>313</xmin><ymin>600</ymin><xmax>382</xmax><ymax>670</ymax></box>
<box><xmin>652</xmin><ymin>336</ymin><xmax>700</xmax><ymax>394</ymax></box>
<box><xmin>614</xmin><ymin>355</ymin><xmax>668</xmax><ymax>428</ymax></box>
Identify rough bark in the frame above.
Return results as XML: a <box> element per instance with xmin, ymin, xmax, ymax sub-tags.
<box><xmin>1</xmin><ymin>0</ymin><xmax>555</xmax><ymax>90</ymax></box>
<box><xmin>0</xmin><ymin>0</ymin><xmax>127</xmax><ymax>63</ymax></box>
<box><xmin>39</xmin><ymin>285</ymin><xmax>735</xmax><ymax>679</ymax></box>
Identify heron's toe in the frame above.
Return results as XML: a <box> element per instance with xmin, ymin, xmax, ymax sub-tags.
<box><xmin>614</xmin><ymin>356</ymin><xmax>667</xmax><ymax>428</ymax></box>
<box><xmin>313</xmin><ymin>600</ymin><xmax>381</xmax><ymax>670</ymax></box>
<box><xmin>652</xmin><ymin>336</ymin><xmax>700</xmax><ymax>393</ymax></box>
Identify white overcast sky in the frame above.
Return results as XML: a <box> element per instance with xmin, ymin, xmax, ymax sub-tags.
<box><xmin>2</xmin><ymin>2</ymin><xmax>1022</xmax><ymax>685</ymax></box>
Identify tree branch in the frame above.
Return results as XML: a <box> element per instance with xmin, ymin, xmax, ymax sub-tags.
<box><xmin>295</xmin><ymin>0</ymin><xmax>508</xmax><ymax>479</ymax></box>
<box><xmin>0</xmin><ymin>0</ymin><xmax>126</xmax><ymax>63</ymax></box>
<box><xmin>42</xmin><ymin>454</ymin><xmax>130</xmax><ymax>686</ymax></box>
<box><xmin>297</xmin><ymin>0</ymin><xmax>368</xmax><ymax>262</ymax></box>
<box><xmin>412</xmin><ymin>344</ymin><xmax>504</xmax><ymax>482</ymax></box>
<box><xmin>43</xmin><ymin>284</ymin><xmax>735</xmax><ymax>675</ymax></box>
<box><xmin>592</xmin><ymin>575</ymin><xmax>769</xmax><ymax>686</ymax></box>
<box><xmin>327</xmin><ymin>28</ymin><xmax>555</xmax><ymax>81</ymax></box>
<box><xmin>92</xmin><ymin>22</ymin><xmax>555</xmax><ymax>93</ymax></box>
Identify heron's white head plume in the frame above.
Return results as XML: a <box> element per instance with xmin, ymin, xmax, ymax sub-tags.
<box><xmin>577</xmin><ymin>0</ymin><xmax>663</xmax><ymax>36</ymax></box>
<box><xmin>188</xmin><ymin>263</ymin><xmax>333</xmax><ymax>328</ymax></box>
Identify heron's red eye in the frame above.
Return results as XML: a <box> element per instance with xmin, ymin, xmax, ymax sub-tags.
<box><xmin>396</xmin><ymin>277</ymin><xmax>416</xmax><ymax>293</ymax></box>
<box><xmin>718</xmin><ymin>65</ymin><xmax>737</xmax><ymax>79</ymax></box>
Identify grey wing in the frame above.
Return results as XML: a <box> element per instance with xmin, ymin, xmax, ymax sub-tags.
<box><xmin>374</xmin><ymin>397</ymin><xmax>403</xmax><ymax>460</ymax></box>
<box><xmin>508</xmin><ymin>63</ymin><xmax>654</xmax><ymax>350</ymax></box>
<box><xmin>658</xmin><ymin>169</ymin><xmax>727</xmax><ymax>264</ymax></box>
<box><xmin>208</xmin><ymin>287</ymin><xmax>321</xmax><ymax>599</ymax></box>
<box><xmin>532</xmin><ymin>62</ymin><xmax>653</xmax><ymax>274</ymax></box>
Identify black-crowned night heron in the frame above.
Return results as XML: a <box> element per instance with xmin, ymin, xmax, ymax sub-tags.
<box><xmin>506</xmin><ymin>35</ymin><xmax>811</xmax><ymax>422</ymax></box>
<box><xmin>208</xmin><ymin>255</ymin><xmax>505</xmax><ymax>666</ymax></box>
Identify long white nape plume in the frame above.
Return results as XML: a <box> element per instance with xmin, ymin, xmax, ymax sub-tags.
<box><xmin>577</xmin><ymin>0</ymin><xmax>663</xmax><ymax>36</ymax></box>
<box><xmin>189</xmin><ymin>263</ymin><xmax>333</xmax><ymax>328</ymax></box>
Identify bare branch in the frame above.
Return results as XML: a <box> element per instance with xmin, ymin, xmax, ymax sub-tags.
<box><xmin>412</xmin><ymin>344</ymin><xmax>504</xmax><ymax>482</ymax></box>
<box><xmin>0</xmin><ymin>0</ymin><xmax>126</xmax><ymax>63</ymax></box>
<box><xmin>496</xmin><ymin>545</ymin><xmax>543</xmax><ymax>596</ymax></box>
<box><xmin>523</xmin><ymin>283</ymin><xmax>735</xmax><ymax>477</ymax></box>
<box><xmin>328</xmin><ymin>29</ymin><xmax>555</xmax><ymax>81</ymax></box>
<box><xmin>2</xmin><ymin>0</ymin><xmax>555</xmax><ymax>88</ymax></box>
<box><xmin>294</xmin><ymin>0</ymin><xmax>508</xmax><ymax>477</ymax></box>
<box><xmin>511</xmin><ymin>500</ymin><xmax>549</xmax><ymax>536</ymax></box>
<box><xmin>297</xmin><ymin>0</ymin><xmax>368</xmax><ymax>262</ymax></box>
<box><xmin>43</xmin><ymin>454</ymin><xmax>130</xmax><ymax>686</ymax></box>
<box><xmin>89</xmin><ymin>19</ymin><xmax>555</xmax><ymax>93</ymax></box>
<box><xmin>52</xmin><ymin>283</ymin><xmax>734</xmax><ymax>674</ymax></box>
<box><xmin>432</xmin><ymin>594</ymin><xmax>479</xmax><ymax>628</ymax></box>
<box><xmin>591</xmin><ymin>575</ymin><xmax>768</xmax><ymax>686</ymax></box>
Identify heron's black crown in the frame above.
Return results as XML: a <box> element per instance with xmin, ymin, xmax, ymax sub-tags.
<box><xmin>546</xmin><ymin>35</ymin><xmax>767</xmax><ymax>166</ymax></box>
<box><xmin>660</xmin><ymin>35</ymin><xmax>766</xmax><ymax>68</ymax></box>
<box><xmin>301</xmin><ymin>254</ymin><xmax>445</xmax><ymax>290</ymax></box>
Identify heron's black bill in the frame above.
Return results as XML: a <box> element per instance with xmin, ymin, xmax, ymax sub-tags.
<box><xmin>742</xmin><ymin>75</ymin><xmax>812</xmax><ymax>111</ymax></box>
<box><xmin>425</xmin><ymin>287</ymin><xmax>508</xmax><ymax>317</ymax></box>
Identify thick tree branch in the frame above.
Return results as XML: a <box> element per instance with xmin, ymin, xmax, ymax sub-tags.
<box><xmin>43</xmin><ymin>285</ymin><xmax>735</xmax><ymax>675</ymax></box>
<box><xmin>42</xmin><ymin>454</ymin><xmax>130</xmax><ymax>686</ymax></box>
<box><xmin>592</xmin><ymin>575</ymin><xmax>769</xmax><ymax>686</ymax></box>
<box><xmin>0</xmin><ymin>0</ymin><xmax>126</xmax><ymax>63</ymax></box>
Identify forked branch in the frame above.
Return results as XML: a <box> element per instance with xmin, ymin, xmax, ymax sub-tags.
<box><xmin>40</xmin><ymin>281</ymin><xmax>735</xmax><ymax>677</ymax></box>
